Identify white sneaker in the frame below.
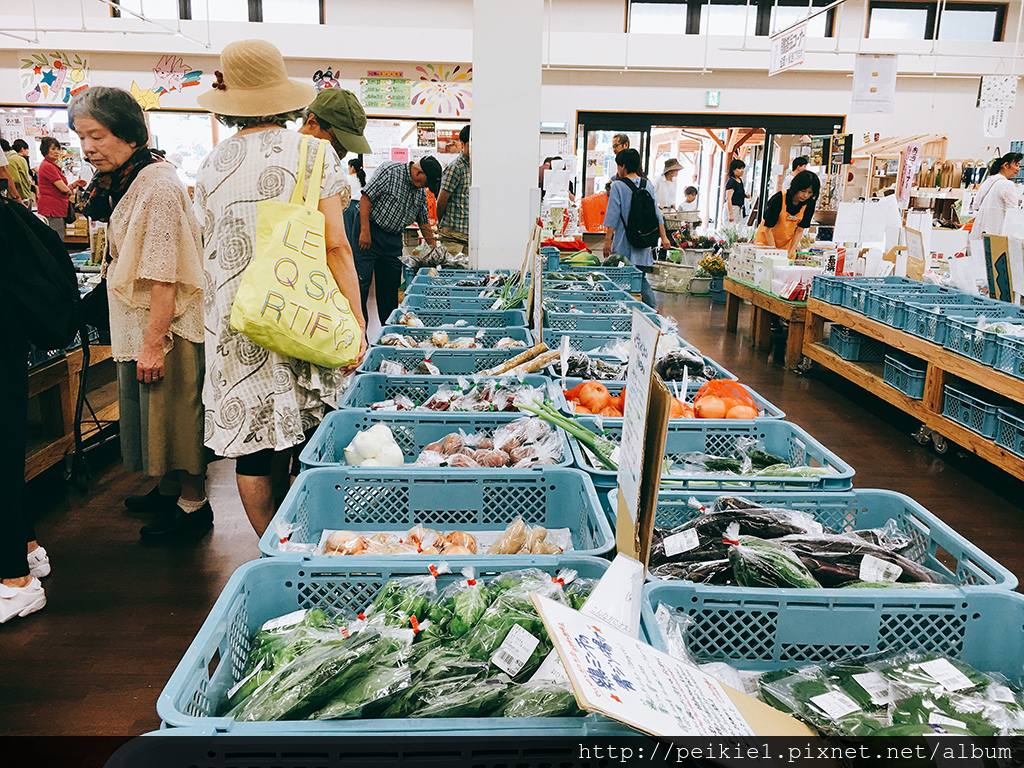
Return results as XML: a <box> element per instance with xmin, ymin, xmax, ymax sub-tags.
<box><xmin>27</xmin><ymin>547</ymin><xmax>50</xmax><ymax>579</ymax></box>
<box><xmin>0</xmin><ymin>577</ymin><xmax>46</xmax><ymax>623</ymax></box>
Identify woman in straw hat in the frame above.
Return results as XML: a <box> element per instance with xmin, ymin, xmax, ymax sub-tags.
<box><xmin>194</xmin><ymin>39</ymin><xmax>366</xmax><ymax>536</ymax></box>
<box><xmin>68</xmin><ymin>86</ymin><xmax>210</xmax><ymax>542</ymax></box>
<box><xmin>653</xmin><ymin>157</ymin><xmax>683</xmax><ymax>211</ymax></box>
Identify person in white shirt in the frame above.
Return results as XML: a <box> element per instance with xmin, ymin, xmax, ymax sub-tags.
<box><xmin>679</xmin><ymin>186</ymin><xmax>699</xmax><ymax>212</ymax></box>
<box><xmin>970</xmin><ymin>152</ymin><xmax>1023</xmax><ymax>244</ymax></box>
<box><xmin>653</xmin><ymin>157</ymin><xmax>682</xmax><ymax>210</ymax></box>
<box><xmin>781</xmin><ymin>156</ymin><xmax>808</xmax><ymax>192</ymax></box>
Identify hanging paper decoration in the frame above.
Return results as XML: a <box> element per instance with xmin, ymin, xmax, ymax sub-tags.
<box><xmin>21</xmin><ymin>51</ymin><xmax>91</xmax><ymax>104</ymax></box>
<box><xmin>312</xmin><ymin>67</ymin><xmax>340</xmax><ymax>91</ymax></box>
<box><xmin>410</xmin><ymin>64</ymin><xmax>472</xmax><ymax>117</ymax></box>
<box><xmin>132</xmin><ymin>55</ymin><xmax>204</xmax><ymax>110</ymax></box>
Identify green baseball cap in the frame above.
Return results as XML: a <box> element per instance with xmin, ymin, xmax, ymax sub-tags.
<box><xmin>308</xmin><ymin>89</ymin><xmax>372</xmax><ymax>155</ymax></box>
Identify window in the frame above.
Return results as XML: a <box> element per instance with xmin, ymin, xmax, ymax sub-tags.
<box><xmin>112</xmin><ymin>0</ymin><xmax>324</xmax><ymax>24</ymax></box>
<box><xmin>628</xmin><ymin>0</ymin><xmax>835</xmax><ymax>37</ymax></box>
<box><xmin>867</xmin><ymin>2</ymin><xmax>1006</xmax><ymax>41</ymax></box>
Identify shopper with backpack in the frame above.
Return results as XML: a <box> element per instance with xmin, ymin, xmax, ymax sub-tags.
<box><xmin>602</xmin><ymin>148</ymin><xmax>671</xmax><ymax>307</ymax></box>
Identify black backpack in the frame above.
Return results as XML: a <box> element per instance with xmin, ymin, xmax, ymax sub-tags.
<box><xmin>618</xmin><ymin>177</ymin><xmax>661</xmax><ymax>249</ymax></box>
<box><xmin>0</xmin><ymin>198</ymin><xmax>80</xmax><ymax>350</ymax></box>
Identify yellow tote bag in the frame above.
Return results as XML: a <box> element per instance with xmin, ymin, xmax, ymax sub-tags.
<box><xmin>230</xmin><ymin>135</ymin><xmax>361</xmax><ymax>368</ymax></box>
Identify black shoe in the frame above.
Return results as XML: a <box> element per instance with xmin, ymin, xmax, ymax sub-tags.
<box><xmin>125</xmin><ymin>485</ymin><xmax>180</xmax><ymax>514</ymax></box>
<box><xmin>140</xmin><ymin>503</ymin><xmax>213</xmax><ymax>541</ymax></box>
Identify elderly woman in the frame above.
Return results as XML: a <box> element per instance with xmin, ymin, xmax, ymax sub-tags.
<box><xmin>36</xmin><ymin>136</ymin><xmax>85</xmax><ymax>239</ymax></box>
<box><xmin>195</xmin><ymin>39</ymin><xmax>366</xmax><ymax>537</ymax></box>
<box><xmin>68</xmin><ymin>87</ymin><xmax>209</xmax><ymax>542</ymax></box>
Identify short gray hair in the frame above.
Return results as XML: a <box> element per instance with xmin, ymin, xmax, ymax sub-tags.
<box><xmin>68</xmin><ymin>86</ymin><xmax>149</xmax><ymax>147</ymax></box>
<box><xmin>215</xmin><ymin>110</ymin><xmax>305</xmax><ymax>130</ymax></box>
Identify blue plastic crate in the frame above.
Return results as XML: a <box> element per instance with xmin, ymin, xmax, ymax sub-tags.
<box><xmin>541</xmin><ymin>288</ymin><xmax>631</xmax><ymax>304</ymax></box>
<box><xmin>647</xmin><ymin>488</ymin><xmax>1015</xmax><ymax>589</ymax></box>
<box><xmin>996</xmin><ymin>408</ymin><xmax>1024</xmax><ymax>458</ymax></box>
<box><xmin>385</xmin><ymin>308</ymin><xmax>528</xmax><ymax>328</ymax></box>
<box><xmin>542</xmin><ymin>277</ymin><xmax>623</xmax><ymax>294</ymax></box>
<box><xmin>27</xmin><ymin>345</ymin><xmax>65</xmax><ymax>370</ymax></box>
<box><xmin>863</xmin><ymin>286</ymin><xmax>956</xmax><ymax>327</ymax></box>
<box><xmin>942</xmin><ymin>383</ymin><xmax>1003</xmax><ymax>438</ymax></box>
<box><xmin>549</xmin><ymin>265</ymin><xmax>643</xmax><ymax>292</ymax></box>
<box><xmin>339</xmin><ymin>373</ymin><xmax>551</xmax><ymax>412</ymax></box>
<box><xmin>827</xmin><ymin>325</ymin><xmax>886</xmax><ymax>362</ymax></box>
<box><xmin>810</xmin><ymin>275</ymin><xmax>845</xmax><ymax>305</ymax></box>
<box><xmin>555</xmin><ymin>379</ymin><xmax>785</xmax><ymax>421</ymax></box>
<box><xmin>359</xmin><ymin>347</ymin><xmax>524</xmax><ymax>376</ymax></box>
<box><xmin>409</xmin><ymin>270</ymin><xmax>513</xmax><ymax>287</ymax></box>
<box><xmin>882</xmin><ymin>353</ymin><xmax>927</xmax><ymax>400</ymax></box>
<box><xmin>371</xmin><ymin>325</ymin><xmax>534</xmax><ymax>347</ymax></box>
<box><xmin>943</xmin><ymin>316</ymin><xmax>1009</xmax><ymax>366</ymax></box>
<box><xmin>157</xmin><ymin>556</ymin><xmax>627</xmax><ymax>734</ymax></box>
<box><xmin>901</xmin><ymin>301</ymin><xmax>1012</xmax><ymax>345</ymax></box>
<box><xmin>642</xmin><ymin>584</ymin><xmax>1024</xmax><ymax>681</ymax></box>
<box><xmin>994</xmin><ymin>333</ymin><xmax>1024</xmax><ymax>382</ymax></box>
<box><xmin>542</xmin><ymin>329</ymin><xmax>639</xmax><ymax>353</ymax></box>
<box><xmin>260</xmin><ymin>467</ymin><xmax>614</xmax><ymax>559</ymax></box>
<box><xmin>569</xmin><ymin>418</ymin><xmax>854</xmax><ymax>492</ymax></box>
<box><xmin>543</xmin><ymin>296</ymin><xmax>654</xmax><ymax>314</ymax></box>
<box><xmin>403</xmin><ymin>284</ymin><xmax>526</xmax><ymax>305</ymax></box>
<box><xmin>545</xmin><ymin>353</ymin><xmax>736</xmax><ymax>383</ymax></box>
<box><xmin>838</xmin><ymin>276</ymin><xmax>927</xmax><ymax>314</ymax></box>
<box><xmin>401</xmin><ymin>294</ymin><xmax>514</xmax><ymax>312</ymax></box>
<box><xmin>299</xmin><ymin>410</ymin><xmax>573</xmax><ymax>471</ymax></box>
<box><xmin>540</xmin><ymin>246</ymin><xmax>562</xmax><ymax>271</ymax></box>
<box><xmin>545</xmin><ymin>309</ymin><xmax>656</xmax><ymax>333</ymax></box>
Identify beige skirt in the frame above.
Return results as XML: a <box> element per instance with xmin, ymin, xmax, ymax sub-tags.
<box><xmin>116</xmin><ymin>337</ymin><xmax>205</xmax><ymax>477</ymax></box>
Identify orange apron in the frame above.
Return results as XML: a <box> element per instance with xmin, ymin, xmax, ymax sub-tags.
<box><xmin>754</xmin><ymin>190</ymin><xmax>807</xmax><ymax>250</ymax></box>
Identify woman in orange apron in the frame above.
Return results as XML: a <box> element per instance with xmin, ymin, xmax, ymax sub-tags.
<box><xmin>754</xmin><ymin>170</ymin><xmax>820</xmax><ymax>257</ymax></box>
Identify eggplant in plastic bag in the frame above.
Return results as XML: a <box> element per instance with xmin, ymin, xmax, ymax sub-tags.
<box><xmin>654</xmin><ymin>347</ymin><xmax>716</xmax><ymax>382</ymax></box>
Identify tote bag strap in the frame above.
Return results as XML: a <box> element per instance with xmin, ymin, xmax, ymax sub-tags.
<box><xmin>288</xmin><ymin>135</ymin><xmax>329</xmax><ymax>212</ymax></box>
<box><xmin>289</xmin><ymin>134</ymin><xmax>311</xmax><ymax>206</ymax></box>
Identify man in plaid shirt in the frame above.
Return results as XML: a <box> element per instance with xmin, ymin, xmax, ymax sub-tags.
<box><xmin>436</xmin><ymin>125</ymin><xmax>471</xmax><ymax>254</ymax></box>
<box><xmin>356</xmin><ymin>156</ymin><xmax>441</xmax><ymax>323</ymax></box>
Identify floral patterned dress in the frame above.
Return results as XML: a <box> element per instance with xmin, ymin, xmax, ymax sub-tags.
<box><xmin>194</xmin><ymin>129</ymin><xmax>350</xmax><ymax>459</ymax></box>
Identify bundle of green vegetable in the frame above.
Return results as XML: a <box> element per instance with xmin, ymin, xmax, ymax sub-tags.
<box><xmin>757</xmin><ymin>650</ymin><xmax>1024</xmax><ymax>737</ymax></box>
<box><xmin>516</xmin><ymin>399</ymin><xmax>618</xmax><ymax>470</ymax></box>
<box><xmin>221</xmin><ymin>567</ymin><xmax>592</xmax><ymax>722</ymax></box>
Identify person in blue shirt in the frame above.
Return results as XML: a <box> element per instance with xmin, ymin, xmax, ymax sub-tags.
<box><xmin>602</xmin><ymin>148</ymin><xmax>671</xmax><ymax>307</ymax></box>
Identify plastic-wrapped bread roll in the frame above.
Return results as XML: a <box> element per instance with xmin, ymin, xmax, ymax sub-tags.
<box><xmin>482</xmin><ymin>342</ymin><xmax>548</xmax><ymax>376</ymax></box>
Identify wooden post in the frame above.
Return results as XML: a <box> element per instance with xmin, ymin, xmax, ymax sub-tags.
<box><xmin>923</xmin><ymin>363</ymin><xmax>947</xmax><ymax>416</ymax></box>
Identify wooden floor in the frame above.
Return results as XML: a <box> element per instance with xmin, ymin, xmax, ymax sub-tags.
<box><xmin>4</xmin><ymin>291</ymin><xmax>1024</xmax><ymax>737</ymax></box>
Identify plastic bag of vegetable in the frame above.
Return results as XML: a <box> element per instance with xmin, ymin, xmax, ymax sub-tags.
<box><xmin>427</xmin><ymin>567</ymin><xmax>492</xmax><ymax>638</ymax></box>
<box><xmin>500</xmin><ymin>681</ymin><xmax>585</xmax><ymax>718</ymax></box>
<box><xmin>654</xmin><ymin>347</ymin><xmax>718</xmax><ymax>383</ymax></box>
<box><xmin>310</xmin><ymin>628</ymin><xmax>415</xmax><ymax>719</ymax></box>
<box><xmin>406</xmin><ymin>675</ymin><xmax>511</xmax><ymax>718</ymax></box>
<box><xmin>653</xmin><ymin>603</ymin><xmax>697</xmax><ymax>665</ymax></box>
<box><xmin>757</xmin><ymin>665</ymin><xmax>888</xmax><ymax>736</ymax></box>
<box><xmin>362</xmin><ymin>570</ymin><xmax>444</xmax><ymax>629</ymax></box>
<box><xmin>724</xmin><ymin>523</ymin><xmax>822</xmax><ymax>589</ymax></box>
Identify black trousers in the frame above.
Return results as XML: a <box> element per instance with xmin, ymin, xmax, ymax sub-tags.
<box><xmin>352</xmin><ymin>218</ymin><xmax>404</xmax><ymax>326</ymax></box>
<box><xmin>0</xmin><ymin>337</ymin><xmax>32</xmax><ymax>579</ymax></box>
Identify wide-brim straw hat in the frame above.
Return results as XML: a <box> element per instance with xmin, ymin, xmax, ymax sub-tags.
<box><xmin>198</xmin><ymin>39</ymin><xmax>317</xmax><ymax>117</ymax></box>
<box><xmin>663</xmin><ymin>158</ymin><xmax>683</xmax><ymax>174</ymax></box>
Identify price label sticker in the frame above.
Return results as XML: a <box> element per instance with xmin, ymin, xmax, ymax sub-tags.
<box><xmin>852</xmin><ymin>671</ymin><xmax>891</xmax><ymax>705</ymax></box>
<box><xmin>929</xmin><ymin>714</ymin><xmax>966</xmax><ymax>730</ymax></box>
<box><xmin>859</xmin><ymin>554</ymin><xmax>903</xmax><ymax>583</ymax></box>
<box><xmin>810</xmin><ymin>691</ymin><xmax>862</xmax><ymax>720</ymax></box>
<box><xmin>260</xmin><ymin>609</ymin><xmax>306</xmax><ymax>632</ymax></box>
<box><xmin>918</xmin><ymin>659</ymin><xmax>976</xmax><ymax>692</ymax></box>
<box><xmin>663</xmin><ymin>529</ymin><xmax>700</xmax><ymax>557</ymax></box>
<box><xmin>491</xmin><ymin>623</ymin><xmax>540</xmax><ymax>678</ymax></box>
<box><xmin>226</xmin><ymin>657</ymin><xmax>265</xmax><ymax>700</ymax></box>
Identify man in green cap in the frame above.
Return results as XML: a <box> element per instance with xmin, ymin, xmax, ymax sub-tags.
<box><xmin>298</xmin><ymin>88</ymin><xmax>372</xmax><ymax>159</ymax></box>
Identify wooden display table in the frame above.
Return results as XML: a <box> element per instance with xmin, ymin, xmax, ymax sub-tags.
<box><xmin>802</xmin><ymin>298</ymin><xmax>1024</xmax><ymax>482</ymax></box>
<box><xmin>723</xmin><ymin>277</ymin><xmax>807</xmax><ymax>369</ymax></box>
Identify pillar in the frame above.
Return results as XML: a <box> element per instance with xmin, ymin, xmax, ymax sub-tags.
<box><xmin>471</xmin><ymin>0</ymin><xmax>543</xmax><ymax>270</ymax></box>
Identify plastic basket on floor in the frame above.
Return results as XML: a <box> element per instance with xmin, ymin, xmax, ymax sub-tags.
<box><xmin>401</xmin><ymin>294</ymin><xmax>514</xmax><ymax>312</ymax></box>
<box><xmin>385</xmin><ymin>308</ymin><xmax>528</xmax><ymax>328</ymax></box>
<box><xmin>647</xmin><ymin>488</ymin><xmax>1015</xmax><ymax>589</ymax></box>
<box><xmin>827</xmin><ymin>325</ymin><xmax>886</xmax><ymax>362</ymax></box>
<box><xmin>568</xmin><ymin>418</ymin><xmax>854</xmax><ymax>491</ymax></box>
<box><xmin>882</xmin><ymin>353</ymin><xmax>927</xmax><ymax>400</ymax></box>
<box><xmin>156</xmin><ymin>556</ymin><xmax>629</xmax><ymax>734</ymax></box>
<box><xmin>555</xmin><ymin>379</ymin><xmax>785</xmax><ymax>421</ymax></box>
<box><xmin>300</xmin><ymin>410</ymin><xmax>574</xmax><ymax>471</ymax></box>
<box><xmin>549</xmin><ymin>265</ymin><xmax>643</xmax><ymax>292</ymax></box>
<box><xmin>641</xmin><ymin>584</ymin><xmax>1024</xmax><ymax>682</ymax></box>
<box><xmin>996</xmin><ymin>408</ymin><xmax>1024</xmax><ymax>458</ymax></box>
<box><xmin>339</xmin><ymin>373</ymin><xmax>551</xmax><ymax>411</ymax></box>
<box><xmin>863</xmin><ymin>286</ymin><xmax>955</xmax><ymax>328</ymax></box>
<box><xmin>943</xmin><ymin>317</ymin><xmax>1006</xmax><ymax>366</ymax></box>
<box><xmin>359</xmin><ymin>347</ymin><xmax>524</xmax><ymax>376</ymax></box>
<box><xmin>942</xmin><ymin>383</ymin><xmax>1002</xmax><ymax>438</ymax></box>
<box><xmin>370</xmin><ymin>325</ymin><xmax>534</xmax><ymax>347</ymax></box>
<box><xmin>260</xmin><ymin>467</ymin><xmax>614</xmax><ymax>559</ymax></box>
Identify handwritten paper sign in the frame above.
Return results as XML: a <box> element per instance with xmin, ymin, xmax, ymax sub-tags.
<box><xmin>769</xmin><ymin>23</ymin><xmax>806</xmax><ymax>76</ymax></box>
<box><xmin>533</xmin><ymin>594</ymin><xmax>755</xmax><ymax>737</ymax></box>
<box><xmin>984</xmin><ymin>108</ymin><xmax>1008</xmax><ymax>138</ymax></box>
<box><xmin>897</xmin><ymin>142</ymin><xmax>923</xmax><ymax>208</ymax></box>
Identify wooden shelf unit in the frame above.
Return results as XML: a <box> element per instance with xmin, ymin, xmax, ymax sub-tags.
<box><xmin>802</xmin><ymin>299</ymin><xmax>1024</xmax><ymax>481</ymax></box>
<box><xmin>26</xmin><ymin>344</ymin><xmax>117</xmax><ymax>481</ymax></box>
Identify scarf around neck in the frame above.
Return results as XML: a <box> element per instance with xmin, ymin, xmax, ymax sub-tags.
<box><xmin>82</xmin><ymin>146</ymin><xmax>162</xmax><ymax>223</ymax></box>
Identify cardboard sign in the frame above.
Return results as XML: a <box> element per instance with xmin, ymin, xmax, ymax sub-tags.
<box><xmin>984</xmin><ymin>234</ymin><xmax>1016</xmax><ymax>302</ymax></box>
<box><xmin>616</xmin><ymin>312</ymin><xmax>670</xmax><ymax>567</ymax></box>
<box><xmin>533</xmin><ymin>250</ymin><xmax>544</xmax><ymax>341</ymax></box>
<box><xmin>905</xmin><ymin>228</ymin><xmax>926</xmax><ymax>280</ymax></box>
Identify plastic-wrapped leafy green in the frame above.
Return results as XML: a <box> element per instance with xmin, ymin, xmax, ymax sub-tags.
<box><xmin>725</xmin><ymin>524</ymin><xmax>821</xmax><ymax>589</ymax></box>
<box><xmin>878</xmin><ymin>653</ymin><xmax>993</xmax><ymax>696</ymax></box>
<box><xmin>309</xmin><ymin>628</ymin><xmax>413</xmax><ymax>719</ymax></box>
<box><xmin>501</xmin><ymin>681</ymin><xmax>585</xmax><ymax>718</ymax></box>
<box><xmin>363</xmin><ymin>573</ymin><xmax>440</xmax><ymax>629</ymax></box>
<box><xmin>244</xmin><ymin>608</ymin><xmax>347</xmax><ymax>673</ymax></box>
<box><xmin>890</xmin><ymin>692</ymin><xmax>996</xmax><ymax>736</ymax></box>
<box><xmin>758</xmin><ymin>666</ymin><xmax>886</xmax><ymax>736</ymax></box>
<box><xmin>564</xmin><ymin>577</ymin><xmax>598</xmax><ymax>611</ymax></box>
<box><xmin>408</xmin><ymin>676</ymin><xmax>510</xmax><ymax>718</ymax></box>
<box><xmin>231</xmin><ymin>629</ymin><xmax>385</xmax><ymax>722</ymax></box>
<box><xmin>379</xmin><ymin>666</ymin><xmax>492</xmax><ymax>718</ymax></box>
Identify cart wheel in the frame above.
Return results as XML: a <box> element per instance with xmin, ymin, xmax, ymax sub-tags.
<box><xmin>912</xmin><ymin>425</ymin><xmax>932</xmax><ymax>445</ymax></box>
<box><xmin>795</xmin><ymin>356</ymin><xmax>813</xmax><ymax>374</ymax></box>
<box><xmin>932</xmin><ymin>434</ymin><xmax>949</xmax><ymax>454</ymax></box>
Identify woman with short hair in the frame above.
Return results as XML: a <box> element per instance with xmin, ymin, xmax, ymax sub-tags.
<box><xmin>36</xmin><ymin>136</ymin><xmax>85</xmax><ymax>239</ymax></box>
<box><xmin>68</xmin><ymin>86</ymin><xmax>209</xmax><ymax>541</ymax></box>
